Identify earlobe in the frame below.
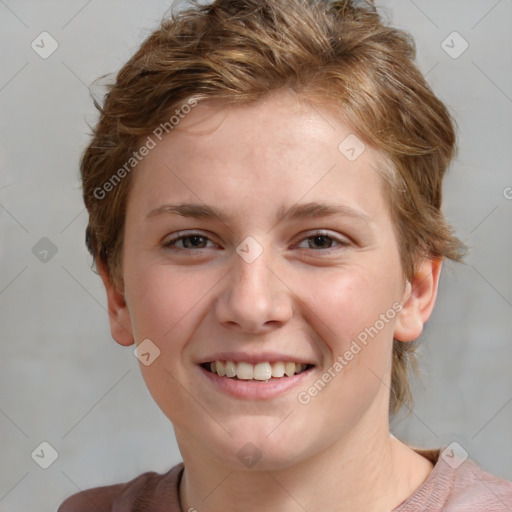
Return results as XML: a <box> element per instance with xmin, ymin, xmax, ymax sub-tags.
<box><xmin>96</xmin><ymin>258</ymin><xmax>134</xmax><ymax>346</ymax></box>
<box><xmin>394</xmin><ymin>258</ymin><xmax>443</xmax><ymax>343</ymax></box>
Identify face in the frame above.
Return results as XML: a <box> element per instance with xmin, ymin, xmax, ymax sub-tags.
<box><xmin>104</xmin><ymin>90</ymin><xmax>433</xmax><ymax>471</ymax></box>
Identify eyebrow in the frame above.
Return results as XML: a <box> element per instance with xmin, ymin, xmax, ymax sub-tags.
<box><xmin>146</xmin><ymin>201</ymin><xmax>371</xmax><ymax>224</ymax></box>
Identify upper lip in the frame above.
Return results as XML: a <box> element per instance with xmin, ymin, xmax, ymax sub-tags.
<box><xmin>198</xmin><ymin>352</ymin><xmax>316</xmax><ymax>365</ymax></box>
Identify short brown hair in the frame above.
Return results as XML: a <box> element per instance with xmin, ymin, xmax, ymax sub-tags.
<box><xmin>81</xmin><ymin>0</ymin><xmax>466</xmax><ymax>415</ymax></box>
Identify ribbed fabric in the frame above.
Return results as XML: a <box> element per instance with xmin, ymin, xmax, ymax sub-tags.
<box><xmin>58</xmin><ymin>448</ymin><xmax>512</xmax><ymax>511</ymax></box>
<box><xmin>394</xmin><ymin>448</ymin><xmax>512</xmax><ymax>511</ymax></box>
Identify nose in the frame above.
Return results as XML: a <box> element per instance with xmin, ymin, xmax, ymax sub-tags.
<box><xmin>213</xmin><ymin>246</ymin><xmax>293</xmax><ymax>334</ymax></box>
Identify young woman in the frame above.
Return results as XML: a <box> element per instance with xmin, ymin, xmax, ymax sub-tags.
<box><xmin>59</xmin><ymin>0</ymin><xmax>512</xmax><ymax>510</ymax></box>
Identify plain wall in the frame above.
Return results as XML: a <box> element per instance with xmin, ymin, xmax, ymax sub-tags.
<box><xmin>0</xmin><ymin>1</ymin><xmax>511</xmax><ymax>511</ymax></box>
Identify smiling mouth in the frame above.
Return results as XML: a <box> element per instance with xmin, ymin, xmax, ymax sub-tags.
<box><xmin>201</xmin><ymin>361</ymin><xmax>313</xmax><ymax>381</ymax></box>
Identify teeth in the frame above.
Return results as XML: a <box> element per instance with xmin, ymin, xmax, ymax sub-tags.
<box><xmin>271</xmin><ymin>361</ymin><xmax>285</xmax><ymax>378</ymax></box>
<box><xmin>253</xmin><ymin>362</ymin><xmax>272</xmax><ymax>381</ymax></box>
<box><xmin>224</xmin><ymin>360</ymin><xmax>236</xmax><ymax>378</ymax></box>
<box><xmin>216</xmin><ymin>360</ymin><xmax>226</xmax><ymax>377</ymax></box>
<box><xmin>206</xmin><ymin>360</ymin><xmax>310</xmax><ymax>380</ymax></box>
<box><xmin>285</xmin><ymin>362</ymin><xmax>296</xmax><ymax>377</ymax></box>
<box><xmin>236</xmin><ymin>362</ymin><xmax>253</xmax><ymax>380</ymax></box>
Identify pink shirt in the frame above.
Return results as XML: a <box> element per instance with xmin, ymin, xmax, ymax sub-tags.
<box><xmin>58</xmin><ymin>448</ymin><xmax>512</xmax><ymax>511</ymax></box>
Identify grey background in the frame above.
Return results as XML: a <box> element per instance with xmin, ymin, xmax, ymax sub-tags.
<box><xmin>0</xmin><ymin>1</ymin><xmax>511</xmax><ymax>511</ymax></box>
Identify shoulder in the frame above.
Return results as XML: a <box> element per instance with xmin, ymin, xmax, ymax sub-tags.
<box><xmin>57</xmin><ymin>463</ymin><xmax>184</xmax><ymax>512</ymax></box>
<box><xmin>448</xmin><ymin>457</ymin><xmax>512</xmax><ymax>510</ymax></box>
<box><xmin>396</xmin><ymin>447</ymin><xmax>512</xmax><ymax>511</ymax></box>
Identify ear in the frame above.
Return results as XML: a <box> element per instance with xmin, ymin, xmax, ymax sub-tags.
<box><xmin>96</xmin><ymin>258</ymin><xmax>134</xmax><ymax>346</ymax></box>
<box><xmin>394</xmin><ymin>257</ymin><xmax>442</xmax><ymax>342</ymax></box>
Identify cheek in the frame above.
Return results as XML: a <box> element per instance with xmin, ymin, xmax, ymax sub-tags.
<box><xmin>299</xmin><ymin>263</ymin><xmax>400</xmax><ymax>344</ymax></box>
<box><xmin>123</xmin><ymin>261</ymin><xmax>209</xmax><ymax>424</ymax></box>
<box><xmin>293</xmin><ymin>267</ymin><xmax>399</xmax><ymax>426</ymax></box>
<box><xmin>124</xmin><ymin>258</ymin><xmax>215</xmax><ymax>345</ymax></box>
<box><xmin>295</xmin><ymin>259</ymin><xmax>402</xmax><ymax>408</ymax></box>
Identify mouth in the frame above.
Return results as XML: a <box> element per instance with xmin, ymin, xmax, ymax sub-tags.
<box><xmin>200</xmin><ymin>360</ymin><xmax>314</xmax><ymax>382</ymax></box>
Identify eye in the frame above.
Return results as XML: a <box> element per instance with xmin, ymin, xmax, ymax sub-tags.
<box><xmin>162</xmin><ymin>230</ymin><xmax>349</xmax><ymax>252</ymax></box>
<box><xmin>295</xmin><ymin>231</ymin><xmax>349</xmax><ymax>251</ymax></box>
<box><xmin>163</xmin><ymin>232</ymin><xmax>216</xmax><ymax>250</ymax></box>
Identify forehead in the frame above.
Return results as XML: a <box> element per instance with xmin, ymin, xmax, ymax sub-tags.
<box><xmin>127</xmin><ymin>90</ymin><xmax>391</xmax><ymax>223</ymax></box>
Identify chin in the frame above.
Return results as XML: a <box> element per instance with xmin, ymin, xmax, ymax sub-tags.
<box><xmin>206</xmin><ymin>421</ymin><xmax>310</xmax><ymax>472</ymax></box>
<box><xmin>228</xmin><ymin>444</ymin><xmax>304</xmax><ymax>472</ymax></box>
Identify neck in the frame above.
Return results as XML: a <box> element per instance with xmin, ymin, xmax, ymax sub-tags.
<box><xmin>177</xmin><ymin>419</ymin><xmax>433</xmax><ymax>512</ymax></box>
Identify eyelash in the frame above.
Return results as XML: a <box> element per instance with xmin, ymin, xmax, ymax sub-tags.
<box><xmin>162</xmin><ymin>230</ymin><xmax>350</xmax><ymax>253</ymax></box>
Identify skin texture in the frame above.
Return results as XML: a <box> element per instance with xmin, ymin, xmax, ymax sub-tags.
<box><xmin>99</xmin><ymin>89</ymin><xmax>442</xmax><ymax>512</ymax></box>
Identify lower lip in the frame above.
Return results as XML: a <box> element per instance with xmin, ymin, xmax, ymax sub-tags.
<box><xmin>198</xmin><ymin>365</ymin><xmax>314</xmax><ymax>399</ymax></box>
